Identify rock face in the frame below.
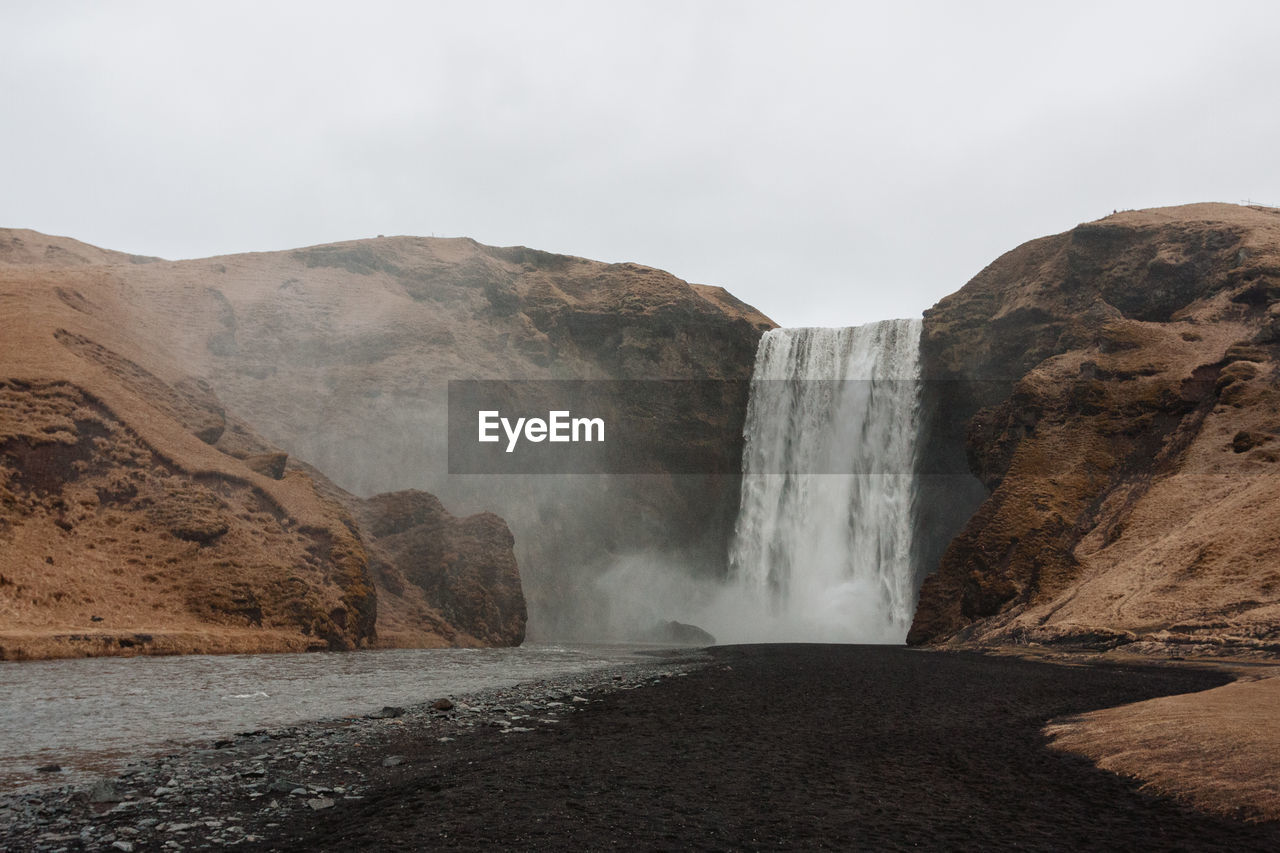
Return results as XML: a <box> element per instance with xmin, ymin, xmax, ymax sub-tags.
<box><xmin>910</xmin><ymin>204</ymin><xmax>1280</xmax><ymax>654</ymax></box>
<box><xmin>88</xmin><ymin>235</ymin><xmax>773</xmax><ymax>638</ymax></box>
<box><xmin>0</xmin><ymin>236</ymin><xmax>525</xmax><ymax>658</ymax></box>
<box><xmin>354</xmin><ymin>490</ymin><xmax>525</xmax><ymax>647</ymax></box>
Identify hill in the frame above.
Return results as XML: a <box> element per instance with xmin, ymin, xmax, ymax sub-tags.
<box><xmin>911</xmin><ymin>203</ymin><xmax>1280</xmax><ymax>657</ymax></box>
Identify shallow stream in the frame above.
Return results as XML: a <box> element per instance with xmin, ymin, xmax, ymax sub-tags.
<box><xmin>0</xmin><ymin>644</ymin><xmax>649</xmax><ymax>791</ymax></box>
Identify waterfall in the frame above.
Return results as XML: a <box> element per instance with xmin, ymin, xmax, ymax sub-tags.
<box><xmin>718</xmin><ymin>319</ymin><xmax>923</xmax><ymax>644</ymax></box>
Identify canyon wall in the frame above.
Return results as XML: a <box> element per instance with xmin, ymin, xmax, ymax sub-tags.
<box><xmin>910</xmin><ymin>204</ymin><xmax>1280</xmax><ymax>656</ymax></box>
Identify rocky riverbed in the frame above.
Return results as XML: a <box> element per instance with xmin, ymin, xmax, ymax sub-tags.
<box><xmin>0</xmin><ymin>649</ymin><xmax>707</xmax><ymax>851</ymax></box>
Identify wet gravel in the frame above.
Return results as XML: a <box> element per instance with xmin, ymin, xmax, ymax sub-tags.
<box><xmin>0</xmin><ymin>649</ymin><xmax>706</xmax><ymax>851</ymax></box>
<box><xmin>6</xmin><ymin>645</ymin><xmax>1280</xmax><ymax>852</ymax></box>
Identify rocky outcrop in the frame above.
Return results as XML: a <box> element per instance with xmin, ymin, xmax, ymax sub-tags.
<box><xmin>0</xmin><ymin>242</ymin><xmax>524</xmax><ymax>658</ymax></box>
<box><xmin>909</xmin><ymin>203</ymin><xmax>1280</xmax><ymax>654</ymax></box>
<box><xmin>353</xmin><ymin>490</ymin><xmax>525</xmax><ymax>647</ymax></box>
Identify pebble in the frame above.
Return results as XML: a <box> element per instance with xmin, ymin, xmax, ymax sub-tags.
<box><xmin>88</xmin><ymin>779</ymin><xmax>122</xmax><ymax>804</ymax></box>
<box><xmin>367</xmin><ymin>706</ymin><xmax>405</xmax><ymax>719</ymax></box>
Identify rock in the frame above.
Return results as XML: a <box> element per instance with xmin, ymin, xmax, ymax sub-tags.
<box><xmin>87</xmin><ymin>779</ymin><xmax>122</xmax><ymax>803</ymax></box>
<box><xmin>638</xmin><ymin>620</ymin><xmax>717</xmax><ymax>646</ymax></box>
<box><xmin>431</xmin><ymin>697</ymin><xmax>455</xmax><ymax>711</ymax></box>
<box><xmin>36</xmin><ymin>764</ymin><xmax>62</xmax><ymax>773</ymax></box>
<box><xmin>356</xmin><ymin>491</ymin><xmax>526</xmax><ymax>646</ymax></box>
<box><xmin>307</xmin><ymin>797</ymin><xmax>335</xmax><ymax>810</ymax></box>
<box><xmin>1232</xmin><ymin>430</ymin><xmax>1273</xmax><ymax>453</ymax></box>
<box><xmin>381</xmin><ymin>756</ymin><xmax>405</xmax><ymax>767</ymax></box>
<box><xmin>112</xmin><ymin>841</ymin><xmax>135</xmax><ymax>852</ymax></box>
<box><xmin>241</xmin><ymin>451</ymin><xmax>288</xmax><ymax>480</ymax></box>
<box><xmin>367</xmin><ymin>706</ymin><xmax>405</xmax><ymax>719</ymax></box>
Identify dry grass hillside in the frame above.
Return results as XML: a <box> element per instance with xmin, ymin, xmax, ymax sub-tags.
<box><xmin>1046</xmin><ymin>668</ymin><xmax>1280</xmax><ymax>822</ymax></box>
<box><xmin>0</xmin><ymin>232</ymin><xmax>524</xmax><ymax>658</ymax></box>
<box><xmin>911</xmin><ymin>204</ymin><xmax>1280</xmax><ymax>656</ymax></box>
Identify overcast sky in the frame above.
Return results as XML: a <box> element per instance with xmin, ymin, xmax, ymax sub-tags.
<box><xmin>5</xmin><ymin>1</ymin><xmax>1280</xmax><ymax>327</ymax></box>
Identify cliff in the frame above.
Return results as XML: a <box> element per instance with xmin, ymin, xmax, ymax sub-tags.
<box><xmin>0</xmin><ymin>234</ymin><xmax>524</xmax><ymax>658</ymax></box>
<box><xmin>909</xmin><ymin>203</ymin><xmax>1280</xmax><ymax>656</ymax></box>
<box><xmin>86</xmin><ymin>235</ymin><xmax>773</xmax><ymax>638</ymax></box>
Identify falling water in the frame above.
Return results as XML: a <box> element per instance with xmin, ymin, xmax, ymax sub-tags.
<box><xmin>719</xmin><ymin>320</ymin><xmax>923</xmax><ymax>644</ymax></box>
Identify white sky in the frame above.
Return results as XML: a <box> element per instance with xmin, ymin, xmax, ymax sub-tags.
<box><xmin>4</xmin><ymin>1</ymin><xmax>1280</xmax><ymax>327</ymax></box>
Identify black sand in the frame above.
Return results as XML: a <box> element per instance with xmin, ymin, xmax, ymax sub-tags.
<box><xmin>256</xmin><ymin>645</ymin><xmax>1280</xmax><ymax>852</ymax></box>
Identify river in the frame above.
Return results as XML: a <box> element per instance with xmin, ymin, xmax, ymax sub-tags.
<box><xmin>0</xmin><ymin>644</ymin><xmax>651</xmax><ymax>791</ymax></box>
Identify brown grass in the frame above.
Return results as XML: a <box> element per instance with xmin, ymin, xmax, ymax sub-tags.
<box><xmin>1046</xmin><ymin>673</ymin><xmax>1280</xmax><ymax>822</ymax></box>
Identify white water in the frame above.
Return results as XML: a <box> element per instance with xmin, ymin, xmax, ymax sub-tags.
<box><xmin>711</xmin><ymin>320</ymin><xmax>923</xmax><ymax>644</ymax></box>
